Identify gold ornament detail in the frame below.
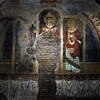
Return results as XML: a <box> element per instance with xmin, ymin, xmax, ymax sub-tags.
<box><xmin>23</xmin><ymin>34</ymin><xmax>28</xmax><ymax>41</ymax></box>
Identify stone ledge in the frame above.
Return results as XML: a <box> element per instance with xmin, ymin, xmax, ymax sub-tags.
<box><xmin>0</xmin><ymin>74</ymin><xmax>99</xmax><ymax>80</ymax></box>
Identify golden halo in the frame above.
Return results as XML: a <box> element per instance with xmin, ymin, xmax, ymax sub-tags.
<box><xmin>68</xmin><ymin>19</ymin><xmax>78</xmax><ymax>28</ymax></box>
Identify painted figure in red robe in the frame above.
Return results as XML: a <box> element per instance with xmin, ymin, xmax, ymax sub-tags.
<box><xmin>64</xmin><ymin>19</ymin><xmax>81</xmax><ymax>73</ymax></box>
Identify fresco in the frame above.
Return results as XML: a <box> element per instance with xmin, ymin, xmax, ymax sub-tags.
<box><xmin>63</xmin><ymin>18</ymin><xmax>83</xmax><ymax>73</ymax></box>
<box><xmin>15</xmin><ymin>20</ymin><xmax>37</xmax><ymax>73</ymax></box>
<box><xmin>39</xmin><ymin>9</ymin><xmax>60</xmax><ymax>35</ymax></box>
<box><xmin>13</xmin><ymin>11</ymin><xmax>100</xmax><ymax>74</ymax></box>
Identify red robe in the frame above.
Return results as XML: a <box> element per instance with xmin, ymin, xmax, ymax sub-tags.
<box><xmin>64</xmin><ymin>29</ymin><xmax>81</xmax><ymax>58</ymax></box>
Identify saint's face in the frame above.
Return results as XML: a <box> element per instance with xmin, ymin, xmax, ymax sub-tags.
<box><xmin>68</xmin><ymin>20</ymin><xmax>78</xmax><ymax>33</ymax></box>
<box><xmin>46</xmin><ymin>17</ymin><xmax>54</xmax><ymax>28</ymax></box>
<box><xmin>68</xmin><ymin>22</ymin><xmax>76</xmax><ymax>32</ymax></box>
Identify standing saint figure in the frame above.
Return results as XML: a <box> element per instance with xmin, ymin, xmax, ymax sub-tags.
<box><xmin>64</xmin><ymin>19</ymin><xmax>81</xmax><ymax>73</ymax></box>
<box><xmin>36</xmin><ymin>12</ymin><xmax>60</xmax><ymax>96</ymax></box>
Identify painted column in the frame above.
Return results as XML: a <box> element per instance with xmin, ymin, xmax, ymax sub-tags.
<box><xmin>83</xmin><ymin>22</ymin><xmax>86</xmax><ymax>72</ymax></box>
<box><xmin>12</xmin><ymin>20</ymin><xmax>16</xmax><ymax>73</ymax></box>
<box><xmin>60</xmin><ymin>20</ymin><xmax>64</xmax><ymax>73</ymax></box>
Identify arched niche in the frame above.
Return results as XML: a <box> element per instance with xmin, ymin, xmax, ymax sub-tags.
<box><xmin>79</xmin><ymin>13</ymin><xmax>100</xmax><ymax>73</ymax></box>
<box><xmin>38</xmin><ymin>9</ymin><xmax>61</xmax><ymax>34</ymax></box>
